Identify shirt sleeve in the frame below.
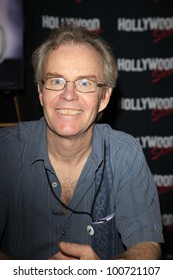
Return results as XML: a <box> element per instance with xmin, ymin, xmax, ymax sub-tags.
<box><xmin>114</xmin><ymin>138</ymin><xmax>164</xmax><ymax>248</ymax></box>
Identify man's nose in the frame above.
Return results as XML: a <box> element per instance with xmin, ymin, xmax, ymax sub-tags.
<box><xmin>60</xmin><ymin>81</ymin><xmax>79</xmax><ymax>101</ymax></box>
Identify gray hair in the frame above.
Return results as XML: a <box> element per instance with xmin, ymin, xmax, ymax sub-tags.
<box><xmin>32</xmin><ymin>22</ymin><xmax>118</xmax><ymax>89</ymax></box>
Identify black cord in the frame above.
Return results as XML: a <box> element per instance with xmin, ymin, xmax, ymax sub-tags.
<box><xmin>46</xmin><ymin>141</ymin><xmax>106</xmax><ymax>222</ymax></box>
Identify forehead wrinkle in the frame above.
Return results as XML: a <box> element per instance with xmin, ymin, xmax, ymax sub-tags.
<box><xmin>45</xmin><ymin>72</ymin><xmax>98</xmax><ymax>81</ymax></box>
<box><xmin>45</xmin><ymin>43</ymin><xmax>104</xmax><ymax>81</ymax></box>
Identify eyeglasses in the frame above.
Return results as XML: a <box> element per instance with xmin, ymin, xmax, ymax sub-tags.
<box><xmin>41</xmin><ymin>77</ymin><xmax>107</xmax><ymax>93</ymax></box>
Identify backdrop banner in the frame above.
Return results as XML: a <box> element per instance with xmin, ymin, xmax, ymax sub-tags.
<box><xmin>9</xmin><ymin>0</ymin><xmax>173</xmax><ymax>259</ymax></box>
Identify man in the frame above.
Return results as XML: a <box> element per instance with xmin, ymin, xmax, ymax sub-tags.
<box><xmin>0</xmin><ymin>23</ymin><xmax>164</xmax><ymax>260</ymax></box>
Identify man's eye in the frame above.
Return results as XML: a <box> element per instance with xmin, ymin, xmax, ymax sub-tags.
<box><xmin>52</xmin><ymin>78</ymin><xmax>64</xmax><ymax>85</ymax></box>
<box><xmin>80</xmin><ymin>79</ymin><xmax>91</xmax><ymax>87</ymax></box>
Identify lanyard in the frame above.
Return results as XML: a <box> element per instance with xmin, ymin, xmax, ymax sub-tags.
<box><xmin>45</xmin><ymin>142</ymin><xmax>106</xmax><ymax>222</ymax></box>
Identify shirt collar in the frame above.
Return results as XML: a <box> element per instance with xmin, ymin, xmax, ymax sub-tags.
<box><xmin>30</xmin><ymin>117</ymin><xmax>50</xmax><ymax>167</ymax></box>
<box><xmin>91</xmin><ymin>124</ymin><xmax>105</xmax><ymax>167</ymax></box>
<box><xmin>30</xmin><ymin>119</ymin><xmax>105</xmax><ymax>169</ymax></box>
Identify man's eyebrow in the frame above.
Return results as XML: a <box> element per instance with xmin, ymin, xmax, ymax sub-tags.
<box><xmin>74</xmin><ymin>75</ymin><xmax>97</xmax><ymax>80</ymax></box>
<box><xmin>45</xmin><ymin>73</ymin><xmax>97</xmax><ymax>80</ymax></box>
<box><xmin>46</xmin><ymin>72</ymin><xmax>62</xmax><ymax>78</ymax></box>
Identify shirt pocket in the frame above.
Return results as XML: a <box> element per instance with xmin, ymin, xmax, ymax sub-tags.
<box><xmin>90</xmin><ymin>213</ymin><xmax>116</xmax><ymax>259</ymax></box>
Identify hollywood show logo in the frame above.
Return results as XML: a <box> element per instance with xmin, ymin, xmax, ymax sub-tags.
<box><xmin>152</xmin><ymin>28</ymin><xmax>173</xmax><ymax>44</ymax></box>
<box><xmin>154</xmin><ymin>174</ymin><xmax>173</xmax><ymax>232</ymax></box>
<box><xmin>154</xmin><ymin>174</ymin><xmax>173</xmax><ymax>194</ymax></box>
<box><xmin>117</xmin><ymin>58</ymin><xmax>173</xmax><ymax>122</ymax></box>
<box><xmin>139</xmin><ymin>136</ymin><xmax>173</xmax><ymax>160</ymax></box>
<box><xmin>117</xmin><ymin>17</ymin><xmax>173</xmax><ymax>44</ymax></box>
<box><xmin>162</xmin><ymin>214</ymin><xmax>173</xmax><ymax>231</ymax></box>
<box><xmin>42</xmin><ymin>15</ymin><xmax>102</xmax><ymax>34</ymax></box>
<box><xmin>117</xmin><ymin>57</ymin><xmax>173</xmax><ymax>84</ymax></box>
<box><xmin>151</xmin><ymin>107</ymin><xmax>173</xmax><ymax>122</ymax></box>
<box><xmin>117</xmin><ymin>18</ymin><xmax>173</xmax><ymax>83</ymax></box>
<box><xmin>120</xmin><ymin>97</ymin><xmax>173</xmax><ymax>122</ymax></box>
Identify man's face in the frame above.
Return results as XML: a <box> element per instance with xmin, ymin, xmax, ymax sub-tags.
<box><xmin>38</xmin><ymin>43</ymin><xmax>111</xmax><ymax>139</ymax></box>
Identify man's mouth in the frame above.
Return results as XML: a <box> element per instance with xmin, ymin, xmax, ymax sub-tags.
<box><xmin>56</xmin><ymin>109</ymin><xmax>82</xmax><ymax>115</ymax></box>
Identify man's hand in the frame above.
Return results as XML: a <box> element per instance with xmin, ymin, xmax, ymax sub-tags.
<box><xmin>49</xmin><ymin>242</ymin><xmax>100</xmax><ymax>260</ymax></box>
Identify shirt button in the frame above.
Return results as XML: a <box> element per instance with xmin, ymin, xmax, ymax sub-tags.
<box><xmin>52</xmin><ymin>182</ymin><xmax>57</xmax><ymax>187</ymax></box>
<box><xmin>62</xmin><ymin>231</ymin><xmax>66</xmax><ymax>236</ymax></box>
<box><xmin>87</xmin><ymin>225</ymin><xmax>94</xmax><ymax>236</ymax></box>
<box><xmin>52</xmin><ymin>210</ymin><xmax>58</xmax><ymax>215</ymax></box>
<box><xmin>154</xmin><ymin>224</ymin><xmax>159</xmax><ymax>231</ymax></box>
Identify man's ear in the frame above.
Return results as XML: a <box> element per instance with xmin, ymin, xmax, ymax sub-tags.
<box><xmin>38</xmin><ymin>84</ymin><xmax>43</xmax><ymax>107</ymax></box>
<box><xmin>99</xmin><ymin>87</ymin><xmax>112</xmax><ymax>113</ymax></box>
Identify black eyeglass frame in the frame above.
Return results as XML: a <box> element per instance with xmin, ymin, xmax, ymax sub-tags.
<box><xmin>41</xmin><ymin>77</ymin><xmax>107</xmax><ymax>93</ymax></box>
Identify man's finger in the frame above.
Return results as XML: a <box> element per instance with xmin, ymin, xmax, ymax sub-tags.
<box><xmin>59</xmin><ymin>242</ymin><xmax>89</xmax><ymax>258</ymax></box>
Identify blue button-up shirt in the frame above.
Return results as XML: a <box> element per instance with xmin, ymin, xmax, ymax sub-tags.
<box><xmin>0</xmin><ymin>117</ymin><xmax>164</xmax><ymax>259</ymax></box>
